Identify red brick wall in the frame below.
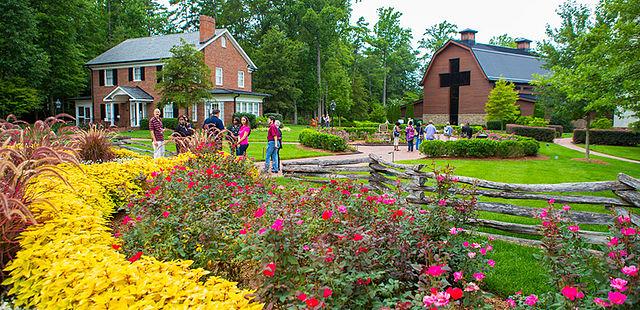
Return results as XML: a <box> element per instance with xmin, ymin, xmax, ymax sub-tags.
<box><xmin>204</xmin><ymin>34</ymin><xmax>253</xmax><ymax>92</ymax></box>
<box><xmin>518</xmin><ymin>100</ymin><xmax>535</xmax><ymax>116</ymax></box>
<box><xmin>422</xmin><ymin>43</ymin><xmax>493</xmax><ymax>116</ymax></box>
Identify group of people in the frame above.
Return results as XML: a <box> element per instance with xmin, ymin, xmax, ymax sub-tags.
<box><xmin>393</xmin><ymin>121</ymin><xmax>473</xmax><ymax>152</ymax></box>
<box><xmin>148</xmin><ymin>108</ymin><xmax>283</xmax><ymax>174</ymax></box>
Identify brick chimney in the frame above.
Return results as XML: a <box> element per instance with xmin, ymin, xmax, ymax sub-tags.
<box><xmin>459</xmin><ymin>28</ymin><xmax>477</xmax><ymax>45</ymax></box>
<box><xmin>199</xmin><ymin>15</ymin><xmax>216</xmax><ymax>43</ymax></box>
<box><xmin>515</xmin><ymin>38</ymin><xmax>532</xmax><ymax>50</ymax></box>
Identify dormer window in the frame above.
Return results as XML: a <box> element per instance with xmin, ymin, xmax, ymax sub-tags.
<box><xmin>221</xmin><ymin>36</ymin><xmax>227</xmax><ymax>48</ymax></box>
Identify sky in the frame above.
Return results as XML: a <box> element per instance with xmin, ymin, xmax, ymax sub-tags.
<box><xmin>351</xmin><ymin>0</ymin><xmax>599</xmax><ymax>49</ymax></box>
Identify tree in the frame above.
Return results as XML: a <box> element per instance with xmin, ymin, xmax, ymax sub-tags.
<box><xmin>418</xmin><ymin>21</ymin><xmax>457</xmax><ymax>69</ymax></box>
<box><xmin>156</xmin><ymin>39</ymin><xmax>212</xmax><ymax>115</ymax></box>
<box><xmin>489</xmin><ymin>34</ymin><xmax>516</xmax><ymax>48</ymax></box>
<box><xmin>253</xmin><ymin>28</ymin><xmax>305</xmax><ymax>123</ymax></box>
<box><xmin>0</xmin><ymin>78</ymin><xmax>41</xmax><ymax>118</ymax></box>
<box><xmin>484</xmin><ymin>78</ymin><xmax>520</xmax><ymax>130</ymax></box>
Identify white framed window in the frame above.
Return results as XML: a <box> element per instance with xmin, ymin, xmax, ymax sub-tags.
<box><xmin>238</xmin><ymin>71</ymin><xmax>245</xmax><ymax>88</ymax></box>
<box><xmin>105</xmin><ymin>70</ymin><xmax>114</xmax><ymax>86</ymax></box>
<box><xmin>216</xmin><ymin>68</ymin><xmax>223</xmax><ymax>86</ymax></box>
<box><xmin>163</xmin><ymin>103</ymin><xmax>174</xmax><ymax>118</ymax></box>
<box><xmin>204</xmin><ymin>100</ymin><xmax>224</xmax><ymax>121</ymax></box>
<box><xmin>76</xmin><ymin>104</ymin><xmax>92</xmax><ymax>126</ymax></box>
<box><xmin>133</xmin><ymin>67</ymin><xmax>142</xmax><ymax>81</ymax></box>
<box><xmin>192</xmin><ymin>103</ymin><xmax>198</xmax><ymax>121</ymax></box>
<box><xmin>235</xmin><ymin>101</ymin><xmax>260</xmax><ymax>117</ymax></box>
<box><xmin>221</xmin><ymin>36</ymin><xmax>227</xmax><ymax>48</ymax></box>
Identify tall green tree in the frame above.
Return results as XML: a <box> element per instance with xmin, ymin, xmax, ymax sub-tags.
<box><xmin>484</xmin><ymin>78</ymin><xmax>520</xmax><ymax>129</ymax></box>
<box><xmin>156</xmin><ymin>39</ymin><xmax>212</xmax><ymax>115</ymax></box>
<box><xmin>489</xmin><ymin>34</ymin><xmax>517</xmax><ymax>48</ymax></box>
<box><xmin>418</xmin><ymin>21</ymin><xmax>457</xmax><ymax>69</ymax></box>
<box><xmin>253</xmin><ymin>28</ymin><xmax>305</xmax><ymax>123</ymax></box>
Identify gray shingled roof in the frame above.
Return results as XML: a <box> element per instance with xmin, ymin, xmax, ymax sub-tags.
<box><xmin>86</xmin><ymin>30</ymin><xmax>224</xmax><ymax>66</ymax></box>
<box><xmin>210</xmin><ymin>88</ymin><xmax>270</xmax><ymax>97</ymax></box>
<box><xmin>119</xmin><ymin>86</ymin><xmax>153</xmax><ymax>100</ymax></box>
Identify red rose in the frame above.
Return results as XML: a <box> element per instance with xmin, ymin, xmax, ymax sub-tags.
<box><xmin>446</xmin><ymin>287</ymin><xmax>463</xmax><ymax>300</ymax></box>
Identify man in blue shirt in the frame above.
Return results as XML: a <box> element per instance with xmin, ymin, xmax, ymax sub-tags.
<box><xmin>203</xmin><ymin>109</ymin><xmax>225</xmax><ymax>130</ymax></box>
<box><xmin>425</xmin><ymin>121</ymin><xmax>437</xmax><ymax>140</ymax></box>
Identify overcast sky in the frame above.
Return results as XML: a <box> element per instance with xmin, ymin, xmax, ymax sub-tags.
<box><xmin>351</xmin><ymin>0</ymin><xmax>599</xmax><ymax>49</ymax></box>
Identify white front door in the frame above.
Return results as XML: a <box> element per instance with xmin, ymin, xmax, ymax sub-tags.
<box><xmin>129</xmin><ymin>101</ymin><xmax>147</xmax><ymax>127</ymax></box>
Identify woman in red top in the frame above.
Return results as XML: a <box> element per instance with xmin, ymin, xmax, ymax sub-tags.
<box><xmin>236</xmin><ymin>116</ymin><xmax>251</xmax><ymax>157</ymax></box>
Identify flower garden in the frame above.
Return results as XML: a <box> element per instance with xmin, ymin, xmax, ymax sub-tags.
<box><xmin>1</xmin><ymin>116</ymin><xmax>639</xmax><ymax>309</ymax></box>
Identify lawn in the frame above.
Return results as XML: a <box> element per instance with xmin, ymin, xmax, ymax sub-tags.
<box><xmin>577</xmin><ymin>144</ymin><xmax>640</xmax><ymax>161</ymax></box>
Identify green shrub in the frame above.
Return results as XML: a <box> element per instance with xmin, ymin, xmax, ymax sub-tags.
<box><xmin>506</xmin><ymin>124</ymin><xmax>556</xmax><ymax>142</ymax></box>
<box><xmin>547</xmin><ymin>125</ymin><xmax>563</xmax><ymax>138</ymax></box>
<box><xmin>353</xmin><ymin>121</ymin><xmax>380</xmax><ymax>128</ymax></box>
<box><xmin>140</xmin><ymin>118</ymin><xmax>178</xmax><ymax>130</ymax></box>
<box><xmin>486</xmin><ymin>120</ymin><xmax>504</xmax><ymax>130</ymax></box>
<box><xmin>420</xmin><ymin>137</ymin><xmax>539</xmax><ymax>158</ymax></box>
<box><xmin>263</xmin><ymin>113</ymin><xmax>283</xmax><ymax>122</ymax></box>
<box><xmin>232</xmin><ymin>113</ymin><xmax>257</xmax><ymax>128</ymax></box>
<box><xmin>590</xmin><ymin>118</ymin><xmax>613</xmax><ymax>129</ymax></box>
<box><xmin>573</xmin><ymin>129</ymin><xmax>640</xmax><ymax>146</ymax></box>
<box><xmin>298</xmin><ymin>129</ymin><xmax>348</xmax><ymax>152</ymax></box>
<box><xmin>516</xmin><ymin>116</ymin><xmax>549</xmax><ymax>127</ymax></box>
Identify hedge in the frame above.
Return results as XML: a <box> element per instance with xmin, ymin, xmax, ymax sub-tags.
<box><xmin>263</xmin><ymin>113</ymin><xmax>283</xmax><ymax>122</ymax></box>
<box><xmin>547</xmin><ymin>125</ymin><xmax>563</xmax><ymax>138</ymax></box>
<box><xmin>573</xmin><ymin>129</ymin><xmax>640</xmax><ymax>146</ymax></box>
<box><xmin>419</xmin><ymin>137</ymin><xmax>539</xmax><ymax>158</ymax></box>
<box><xmin>486</xmin><ymin>120</ymin><xmax>503</xmax><ymax>130</ymax></box>
<box><xmin>232</xmin><ymin>113</ymin><xmax>257</xmax><ymax>128</ymax></box>
<box><xmin>506</xmin><ymin>124</ymin><xmax>556</xmax><ymax>142</ymax></box>
<box><xmin>140</xmin><ymin>118</ymin><xmax>178</xmax><ymax>130</ymax></box>
<box><xmin>298</xmin><ymin>129</ymin><xmax>348</xmax><ymax>152</ymax></box>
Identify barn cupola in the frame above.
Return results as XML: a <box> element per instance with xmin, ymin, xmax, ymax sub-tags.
<box><xmin>459</xmin><ymin>28</ymin><xmax>478</xmax><ymax>45</ymax></box>
<box><xmin>515</xmin><ymin>38</ymin><xmax>532</xmax><ymax>51</ymax></box>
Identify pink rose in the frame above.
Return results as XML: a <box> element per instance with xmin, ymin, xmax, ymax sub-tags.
<box><xmin>525</xmin><ymin>294</ymin><xmax>538</xmax><ymax>306</ymax></box>
<box><xmin>622</xmin><ymin>266</ymin><xmax>638</xmax><ymax>277</ymax></box>
<box><xmin>426</xmin><ymin>265</ymin><xmax>446</xmax><ymax>277</ymax></box>
<box><xmin>594</xmin><ymin>297</ymin><xmax>610</xmax><ymax>307</ymax></box>
<box><xmin>438</xmin><ymin>199</ymin><xmax>447</xmax><ymax>206</ymax></box>
<box><xmin>464</xmin><ymin>282</ymin><xmax>480</xmax><ymax>292</ymax></box>
<box><xmin>608</xmin><ymin>291</ymin><xmax>627</xmax><ymax>305</ymax></box>
<box><xmin>562</xmin><ymin>205</ymin><xmax>571</xmax><ymax>211</ymax></box>
<box><xmin>506</xmin><ymin>298</ymin><xmax>516</xmax><ymax>307</ymax></box>
<box><xmin>561</xmin><ymin>286</ymin><xmax>581</xmax><ymax>301</ymax></box>
<box><xmin>338</xmin><ymin>205</ymin><xmax>347</xmax><ymax>213</ymax></box>
<box><xmin>568</xmin><ymin>225</ymin><xmax>580</xmax><ymax>232</ymax></box>
<box><xmin>473</xmin><ymin>272</ymin><xmax>485</xmax><ymax>281</ymax></box>
<box><xmin>610</xmin><ymin>278</ymin><xmax>628</xmax><ymax>292</ymax></box>
<box><xmin>620</xmin><ymin>227</ymin><xmax>636</xmax><ymax>236</ymax></box>
<box><xmin>488</xmin><ymin>259</ymin><xmax>496</xmax><ymax>267</ymax></box>
<box><xmin>463</xmin><ymin>241</ymin><xmax>469</xmax><ymax>247</ymax></box>
<box><xmin>454</xmin><ymin>271</ymin><xmax>463</xmax><ymax>282</ymax></box>
<box><xmin>450</xmin><ymin>227</ymin><xmax>459</xmax><ymax>235</ymax></box>
<box><xmin>607</xmin><ymin>237</ymin><xmax>619</xmax><ymax>247</ymax></box>
<box><xmin>271</xmin><ymin>219</ymin><xmax>284</xmax><ymax>231</ymax></box>
<box><xmin>548</xmin><ymin>198</ymin><xmax>555</xmax><ymax>204</ymax></box>
<box><xmin>468</xmin><ymin>252</ymin><xmax>476</xmax><ymax>259</ymax></box>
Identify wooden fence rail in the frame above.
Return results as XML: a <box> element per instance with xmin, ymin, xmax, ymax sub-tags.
<box><xmin>282</xmin><ymin>154</ymin><xmax>640</xmax><ymax>245</ymax></box>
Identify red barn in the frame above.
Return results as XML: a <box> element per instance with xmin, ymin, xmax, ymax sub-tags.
<box><xmin>77</xmin><ymin>15</ymin><xmax>268</xmax><ymax>128</ymax></box>
<box><xmin>418</xmin><ymin>29</ymin><xmax>547</xmax><ymax>125</ymax></box>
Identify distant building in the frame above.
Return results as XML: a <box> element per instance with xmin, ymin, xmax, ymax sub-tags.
<box><xmin>417</xmin><ymin>29</ymin><xmax>548</xmax><ymax>125</ymax></box>
<box><xmin>75</xmin><ymin>15</ymin><xmax>268</xmax><ymax>128</ymax></box>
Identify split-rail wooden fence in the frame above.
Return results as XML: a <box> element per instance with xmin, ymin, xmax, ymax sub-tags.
<box><xmin>282</xmin><ymin>154</ymin><xmax>640</xmax><ymax>246</ymax></box>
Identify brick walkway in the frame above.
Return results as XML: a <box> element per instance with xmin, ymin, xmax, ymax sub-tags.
<box><xmin>554</xmin><ymin>138</ymin><xmax>640</xmax><ymax>164</ymax></box>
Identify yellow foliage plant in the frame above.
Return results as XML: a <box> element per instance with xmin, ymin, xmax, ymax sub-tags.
<box><xmin>3</xmin><ymin>154</ymin><xmax>262</xmax><ymax>309</ymax></box>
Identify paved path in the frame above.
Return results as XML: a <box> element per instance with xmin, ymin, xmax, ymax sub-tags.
<box><xmin>554</xmin><ymin>138</ymin><xmax>640</xmax><ymax>164</ymax></box>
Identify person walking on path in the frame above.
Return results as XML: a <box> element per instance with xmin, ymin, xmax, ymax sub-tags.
<box><xmin>264</xmin><ymin>116</ymin><xmax>279</xmax><ymax>173</ymax></box>
<box><xmin>425</xmin><ymin>121</ymin><xmax>437</xmax><ymax>141</ymax></box>
<box><xmin>406</xmin><ymin>121</ymin><xmax>415</xmax><ymax>152</ymax></box>
<box><xmin>443</xmin><ymin>122</ymin><xmax>453</xmax><ymax>141</ymax></box>
<box><xmin>236</xmin><ymin>116</ymin><xmax>251</xmax><ymax>157</ymax></box>
<box><xmin>393</xmin><ymin>122</ymin><xmax>401</xmax><ymax>151</ymax></box>
<box><xmin>274</xmin><ymin>120</ymin><xmax>283</xmax><ymax>172</ymax></box>
<box><xmin>149</xmin><ymin>108</ymin><xmax>165</xmax><ymax>158</ymax></box>
<box><xmin>415</xmin><ymin>123</ymin><xmax>423</xmax><ymax>151</ymax></box>
<box><xmin>203</xmin><ymin>109</ymin><xmax>225</xmax><ymax>130</ymax></box>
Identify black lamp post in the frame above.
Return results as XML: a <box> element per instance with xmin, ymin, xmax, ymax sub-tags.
<box><xmin>55</xmin><ymin>99</ymin><xmax>62</xmax><ymax>114</ymax></box>
<box><xmin>330</xmin><ymin>100</ymin><xmax>336</xmax><ymax>127</ymax></box>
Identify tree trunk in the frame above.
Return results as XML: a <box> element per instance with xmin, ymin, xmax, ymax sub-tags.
<box><xmin>382</xmin><ymin>53</ymin><xmax>387</xmax><ymax>106</ymax></box>
<box><xmin>585</xmin><ymin>115</ymin><xmax>591</xmax><ymax>161</ymax></box>
<box><xmin>316</xmin><ymin>41</ymin><xmax>322</xmax><ymax>118</ymax></box>
<box><xmin>293</xmin><ymin>99</ymin><xmax>298</xmax><ymax>125</ymax></box>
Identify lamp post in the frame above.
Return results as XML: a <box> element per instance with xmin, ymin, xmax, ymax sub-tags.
<box><xmin>330</xmin><ymin>100</ymin><xmax>336</xmax><ymax>127</ymax></box>
<box><xmin>55</xmin><ymin>99</ymin><xmax>62</xmax><ymax>114</ymax></box>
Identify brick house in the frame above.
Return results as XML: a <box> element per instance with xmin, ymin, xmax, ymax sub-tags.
<box><xmin>77</xmin><ymin>15</ymin><xmax>268</xmax><ymax>128</ymax></box>
<box><xmin>417</xmin><ymin>29</ymin><xmax>548</xmax><ymax>125</ymax></box>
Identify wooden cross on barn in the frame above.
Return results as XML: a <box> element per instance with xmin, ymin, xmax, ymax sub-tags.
<box><xmin>439</xmin><ymin>58</ymin><xmax>470</xmax><ymax>125</ymax></box>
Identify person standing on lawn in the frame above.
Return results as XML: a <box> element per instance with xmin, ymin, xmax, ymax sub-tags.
<box><xmin>393</xmin><ymin>122</ymin><xmax>401</xmax><ymax>151</ymax></box>
<box><xmin>264</xmin><ymin>116</ymin><xmax>279</xmax><ymax>173</ymax></box>
<box><xmin>203</xmin><ymin>109</ymin><xmax>224</xmax><ymax>130</ymax></box>
<box><xmin>425</xmin><ymin>121</ymin><xmax>437</xmax><ymax>140</ymax></box>
<box><xmin>274</xmin><ymin>120</ymin><xmax>283</xmax><ymax>172</ymax></box>
<box><xmin>236</xmin><ymin>116</ymin><xmax>251</xmax><ymax>157</ymax></box>
<box><xmin>228</xmin><ymin>117</ymin><xmax>241</xmax><ymax>154</ymax></box>
<box><xmin>149</xmin><ymin>108</ymin><xmax>165</xmax><ymax>158</ymax></box>
<box><xmin>405</xmin><ymin>120</ymin><xmax>415</xmax><ymax>152</ymax></box>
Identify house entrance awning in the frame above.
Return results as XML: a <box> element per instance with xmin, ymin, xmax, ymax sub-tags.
<box><xmin>103</xmin><ymin>86</ymin><xmax>154</xmax><ymax>102</ymax></box>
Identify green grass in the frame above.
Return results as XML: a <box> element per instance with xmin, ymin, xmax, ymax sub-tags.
<box><xmin>577</xmin><ymin>144</ymin><xmax>640</xmax><ymax>161</ymax></box>
<box><xmin>248</xmin><ymin>124</ymin><xmax>311</xmax><ymax>143</ymax></box>
<box><xmin>246</xmin><ymin>142</ymin><xmax>331</xmax><ymax>161</ymax></box>
<box><xmin>561</xmin><ymin>132</ymin><xmax>573</xmax><ymax>138</ymax></box>
<box><xmin>117</xmin><ymin>130</ymin><xmax>172</xmax><ymax>140</ymax></box>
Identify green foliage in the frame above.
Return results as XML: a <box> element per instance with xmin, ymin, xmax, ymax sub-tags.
<box><xmin>485</xmin><ymin>79</ymin><xmax>520</xmax><ymax>128</ymax></box>
<box><xmin>589</xmin><ymin>118</ymin><xmax>613</xmax><ymax>129</ymax></box>
<box><xmin>488</xmin><ymin>34</ymin><xmax>517</xmax><ymax>48</ymax></box>
<box><xmin>156</xmin><ymin>39</ymin><xmax>212</xmax><ymax>112</ymax></box>
<box><xmin>232</xmin><ymin>113</ymin><xmax>256</xmax><ymax>128</ymax></box>
<box><xmin>486</xmin><ymin>120</ymin><xmax>504</xmax><ymax>131</ymax></box>
<box><xmin>420</xmin><ymin>137</ymin><xmax>539</xmax><ymax>158</ymax></box>
<box><xmin>0</xmin><ymin>78</ymin><xmax>41</xmax><ymax>118</ymax></box>
<box><xmin>516</xmin><ymin>116</ymin><xmax>549</xmax><ymax>127</ymax></box>
<box><xmin>140</xmin><ymin>118</ymin><xmax>178</xmax><ymax>131</ymax></box>
<box><xmin>370</xmin><ymin>104</ymin><xmax>387</xmax><ymax>123</ymax></box>
<box><xmin>573</xmin><ymin>129</ymin><xmax>640</xmax><ymax>146</ymax></box>
<box><xmin>386</xmin><ymin>100</ymin><xmax>402</xmax><ymax>123</ymax></box>
<box><xmin>298</xmin><ymin>129</ymin><xmax>347</xmax><ymax>152</ymax></box>
<box><xmin>506</xmin><ymin>124</ymin><xmax>556</xmax><ymax>142</ymax></box>
<box><xmin>262</xmin><ymin>113</ymin><xmax>283</xmax><ymax>122</ymax></box>
<box><xmin>418</xmin><ymin>20</ymin><xmax>457</xmax><ymax>69</ymax></box>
